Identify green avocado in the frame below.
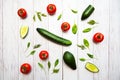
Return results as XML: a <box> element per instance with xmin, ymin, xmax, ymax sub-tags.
<box><xmin>63</xmin><ymin>51</ymin><xmax>76</xmax><ymax>70</ymax></box>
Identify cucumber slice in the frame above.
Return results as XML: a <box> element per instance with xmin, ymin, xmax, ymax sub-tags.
<box><xmin>20</xmin><ymin>26</ymin><xmax>29</xmax><ymax>39</ymax></box>
<box><xmin>85</xmin><ymin>62</ymin><xmax>99</xmax><ymax>73</ymax></box>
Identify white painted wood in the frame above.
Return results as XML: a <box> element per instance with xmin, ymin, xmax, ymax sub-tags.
<box><xmin>0</xmin><ymin>0</ymin><xmax>120</xmax><ymax>80</ymax></box>
<box><xmin>3</xmin><ymin>0</ymin><xmax>19</xmax><ymax>79</ymax></box>
<box><xmin>48</xmin><ymin>0</ymin><xmax>62</xmax><ymax>80</ymax></box>
<box><xmin>17</xmin><ymin>0</ymin><xmax>34</xmax><ymax>80</ymax></box>
<box><xmin>93</xmin><ymin>0</ymin><xmax>109</xmax><ymax>79</ymax></box>
<box><xmin>109</xmin><ymin>0</ymin><xmax>120</xmax><ymax>80</ymax></box>
<box><xmin>77</xmin><ymin>0</ymin><xmax>95</xmax><ymax>80</ymax></box>
<box><xmin>62</xmin><ymin>0</ymin><xmax>78</xmax><ymax>80</ymax></box>
<box><xmin>0</xmin><ymin>0</ymin><xmax>3</xmax><ymax>80</ymax></box>
<box><xmin>33</xmin><ymin>0</ymin><xmax>49</xmax><ymax>80</ymax></box>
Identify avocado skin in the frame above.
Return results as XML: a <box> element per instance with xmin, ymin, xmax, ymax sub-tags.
<box><xmin>63</xmin><ymin>51</ymin><xmax>76</xmax><ymax>70</ymax></box>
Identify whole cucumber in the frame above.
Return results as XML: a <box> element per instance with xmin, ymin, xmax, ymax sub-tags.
<box><xmin>81</xmin><ymin>5</ymin><xmax>95</xmax><ymax>20</ymax></box>
<box><xmin>36</xmin><ymin>28</ymin><xmax>72</xmax><ymax>46</ymax></box>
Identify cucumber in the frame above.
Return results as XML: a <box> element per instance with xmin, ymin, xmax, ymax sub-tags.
<box><xmin>36</xmin><ymin>28</ymin><xmax>72</xmax><ymax>46</ymax></box>
<box><xmin>63</xmin><ymin>51</ymin><xmax>76</xmax><ymax>70</ymax></box>
<box><xmin>85</xmin><ymin>62</ymin><xmax>99</xmax><ymax>73</ymax></box>
<box><xmin>81</xmin><ymin>5</ymin><xmax>95</xmax><ymax>20</ymax></box>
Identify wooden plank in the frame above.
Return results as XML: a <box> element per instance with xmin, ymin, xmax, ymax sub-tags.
<box><xmin>109</xmin><ymin>0</ymin><xmax>120</xmax><ymax>79</ymax></box>
<box><xmin>17</xmin><ymin>0</ymin><xmax>34</xmax><ymax>80</ymax></box>
<box><xmin>93</xmin><ymin>0</ymin><xmax>109</xmax><ymax>79</ymax></box>
<box><xmin>0</xmin><ymin>0</ymin><xmax>3</xmax><ymax>80</ymax></box>
<box><xmin>77</xmin><ymin>0</ymin><xmax>94</xmax><ymax>80</ymax></box>
<box><xmin>62</xmin><ymin>0</ymin><xmax>78</xmax><ymax>80</ymax></box>
<box><xmin>48</xmin><ymin>0</ymin><xmax>63</xmax><ymax>80</ymax></box>
<box><xmin>33</xmin><ymin>0</ymin><xmax>49</xmax><ymax>80</ymax></box>
<box><xmin>3</xmin><ymin>0</ymin><xmax>19</xmax><ymax>79</ymax></box>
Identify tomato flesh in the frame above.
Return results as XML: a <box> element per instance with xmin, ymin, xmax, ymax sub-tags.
<box><xmin>61</xmin><ymin>22</ymin><xmax>70</xmax><ymax>32</ymax></box>
<box><xmin>39</xmin><ymin>50</ymin><xmax>49</xmax><ymax>60</ymax></box>
<box><xmin>17</xmin><ymin>8</ymin><xmax>27</xmax><ymax>19</ymax></box>
<box><xmin>93</xmin><ymin>32</ymin><xmax>104</xmax><ymax>43</ymax></box>
<box><xmin>47</xmin><ymin>4</ymin><xmax>56</xmax><ymax>15</ymax></box>
<box><xmin>20</xmin><ymin>63</ymin><xmax>31</xmax><ymax>74</ymax></box>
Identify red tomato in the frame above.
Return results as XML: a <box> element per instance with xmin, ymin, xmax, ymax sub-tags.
<box><xmin>20</xmin><ymin>63</ymin><xmax>31</xmax><ymax>74</ymax></box>
<box><xmin>39</xmin><ymin>50</ymin><xmax>49</xmax><ymax>60</ymax></box>
<box><xmin>93</xmin><ymin>32</ymin><xmax>104</xmax><ymax>43</ymax></box>
<box><xmin>17</xmin><ymin>8</ymin><xmax>27</xmax><ymax>19</ymax></box>
<box><xmin>47</xmin><ymin>4</ymin><xmax>56</xmax><ymax>15</ymax></box>
<box><xmin>61</xmin><ymin>22</ymin><xmax>70</xmax><ymax>32</ymax></box>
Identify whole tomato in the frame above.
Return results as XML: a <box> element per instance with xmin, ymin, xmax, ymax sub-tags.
<box><xmin>20</xmin><ymin>63</ymin><xmax>31</xmax><ymax>74</ymax></box>
<box><xmin>47</xmin><ymin>4</ymin><xmax>56</xmax><ymax>15</ymax></box>
<box><xmin>39</xmin><ymin>50</ymin><xmax>49</xmax><ymax>60</ymax></box>
<box><xmin>93</xmin><ymin>32</ymin><xmax>104</xmax><ymax>43</ymax></box>
<box><xmin>61</xmin><ymin>22</ymin><xmax>70</xmax><ymax>32</ymax></box>
<box><xmin>17</xmin><ymin>8</ymin><xmax>27</xmax><ymax>19</ymax></box>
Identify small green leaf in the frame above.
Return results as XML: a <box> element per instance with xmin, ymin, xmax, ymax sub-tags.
<box><xmin>36</xmin><ymin>12</ymin><xmax>42</xmax><ymax>21</ymax></box>
<box><xmin>33</xmin><ymin>15</ymin><xmax>36</xmax><ymax>21</ymax></box>
<box><xmin>57</xmin><ymin>14</ymin><xmax>62</xmax><ymax>20</ymax></box>
<box><xmin>79</xmin><ymin>58</ymin><xmax>86</xmax><ymax>62</ymax></box>
<box><xmin>36</xmin><ymin>12</ymin><xmax>41</xmax><ymax>14</ymax></box>
<box><xmin>82</xmin><ymin>28</ymin><xmax>92</xmax><ymax>33</ymax></box>
<box><xmin>33</xmin><ymin>44</ymin><xmax>41</xmax><ymax>49</ymax></box>
<box><xmin>83</xmin><ymin>39</ymin><xmax>89</xmax><ymax>48</ymax></box>
<box><xmin>77</xmin><ymin>44</ymin><xmax>86</xmax><ymax>50</ymax></box>
<box><xmin>38</xmin><ymin>62</ymin><xmax>44</xmax><ymax>69</ymax></box>
<box><xmin>30</xmin><ymin>50</ymin><xmax>36</xmax><ymax>55</ymax></box>
<box><xmin>41</xmin><ymin>13</ymin><xmax>47</xmax><ymax>17</ymax></box>
<box><xmin>88</xmin><ymin>20</ymin><xmax>97</xmax><ymax>25</ymax></box>
<box><xmin>87</xmin><ymin>53</ymin><xmax>94</xmax><ymax>58</ymax></box>
<box><xmin>72</xmin><ymin>23</ymin><xmax>78</xmax><ymax>34</ymax></box>
<box><xmin>54</xmin><ymin>59</ymin><xmax>59</xmax><ymax>67</ymax></box>
<box><xmin>48</xmin><ymin>61</ymin><xmax>51</xmax><ymax>69</ymax></box>
<box><xmin>53</xmin><ymin>69</ymin><xmax>59</xmax><ymax>73</ymax></box>
<box><xmin>71</xmin><ymin>9</ymin><xmax>78</xmax><ymax>14</ymax></box>
<box><xmin>27</xmin><ymin>50</ymin><xmax>36</xmax><ymax>57</ymax></box>
<box><xmin>27</xmin><ymin>42</ymin><xmax>30</xmax><ymax>48</ymax></box>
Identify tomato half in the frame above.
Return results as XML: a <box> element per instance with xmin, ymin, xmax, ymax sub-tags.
<box><xmin>39</xmin><ymin>50</ymin><xmax>49</xmax><ymax>60</ymax></box>
<box><xmin>20</xmin><ymin>63</ymin><xmax>31</xmax><ymax>74</ymax></box>
<box><xmin>17</xmin><ymin>8</ymin><xmax>27</xmax><ymax>19</ymax></box>
<box><xmin>93</xmin><ymin>32</ymin><xmax>104</xmax><ymax>43</ymax></box>
<box><xmin>47</xmin><ymin>4</ymin><xmax>56</xmax><ymax>15</ymax></box>
<box><xmin>61</xmin><ymin>22</ymin><xmax>70</xmax><ymax>32</ymax></box>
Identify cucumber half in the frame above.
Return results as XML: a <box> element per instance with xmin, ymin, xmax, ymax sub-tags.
<box><xmin>20</xmin><ymin>25</ymin><xmax>29</xmax><ymax>39</ymax></box>
<box><xmin>85</xmin><ymin>62</ymin><xmax>99</xmax><ymax>73</ymax></box>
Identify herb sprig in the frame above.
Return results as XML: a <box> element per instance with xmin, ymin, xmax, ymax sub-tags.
<box><xmin>33</xmin><ymin>11</ymin><xmax>47</xmax><ymax>21</ymax></box>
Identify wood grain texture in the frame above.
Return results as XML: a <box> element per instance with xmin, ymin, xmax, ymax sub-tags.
<box><xmin>3</xmin><ymin>0</ymin><xmax>19</xmax><ymax>79</ymax></box>
<box><xmin>0</xmin><ymin>0</ymin><xmax>120</xmax><ymax>80</ymax></box>
<box><xmin>109</xmin><ymin>0</ymin><xmax>120</xmax><ymax>79</ymax></box>
<box><xmin>0</xmin><ymin>0</ymin><xmax>3</xmax><ymax>80</ymax></box>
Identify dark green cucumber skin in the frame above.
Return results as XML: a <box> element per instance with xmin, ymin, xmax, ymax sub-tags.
<box><xmin>81</xmin><ymin>5</ymin><xmax>95</xmax><ymax>20</ymax></box>
<box><xmin>63</xmin><ymin>51</ymin><xmax>76</xmax><ymax>70</ymax></box>
<box><xmin>36</xmin><ymin>28</ymin><xmax>72</xmax><ymax>46</ymax></box>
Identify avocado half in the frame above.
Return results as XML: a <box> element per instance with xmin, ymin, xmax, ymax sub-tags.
<box><xmin>63</xmin><ymin>51</ymin><xmax>76</xmax><ymax>70</ymax></box>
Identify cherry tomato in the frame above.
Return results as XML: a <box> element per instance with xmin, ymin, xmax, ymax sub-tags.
<box><xmin>47</xmin><ymin>4</ymin><xmax>56</xmax><ymax>15</ymax></box>
<box><xmin>17</xmin><ymin>8</ymin><xmax>27</xmax><ymax>19</ymax></box>
<box><xmin>61</xmin><ymin>22</ymin><xmax>70</xmax><ymax>32</ymax></box>
<box><xmin>93</xmin><ymin>32</ymin><xmax>104</xmax><ymax>43</ymax></box>
<box><xmin>20</xmin><ymin>63</ymin><xmax>31</xmax><ymax>74</ymax></box>
<box><xmin>39</xmin><ymin>50</ymin><xmax>49</xmax><ymax>60</ymax></box>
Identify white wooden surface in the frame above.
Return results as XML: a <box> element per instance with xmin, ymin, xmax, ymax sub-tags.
<box><xmin>0</xmin><ymin>0</ymin><xmax>120</xmax><ymax>80</ymax></box>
